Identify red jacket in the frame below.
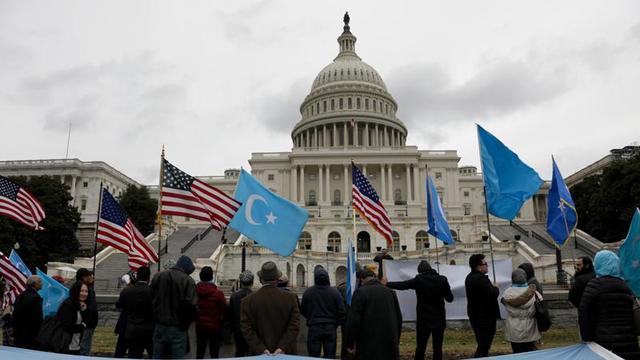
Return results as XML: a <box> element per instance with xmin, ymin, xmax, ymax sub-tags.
<box><xmin>196</xmin><ymin>282</ymin><xmax>227</xmax><ymax>332</ymax></box>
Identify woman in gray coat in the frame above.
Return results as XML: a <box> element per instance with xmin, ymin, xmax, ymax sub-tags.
<box><xmin>501</xmin><ymin>269</ymin><xmax>541</xmax><ymax>353</ymax></box>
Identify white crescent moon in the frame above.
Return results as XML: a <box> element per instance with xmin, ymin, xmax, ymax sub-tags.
<box><xmin>245</xmin><ymin>194</ymin><xmax>267</xmax><ymax>225</ymax></box>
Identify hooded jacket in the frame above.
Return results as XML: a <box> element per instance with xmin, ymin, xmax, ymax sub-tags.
<box><xmin>300</xmin><ymin>268</ymin><xmax>346</xmax><ymax>327</ymax></box>
<box><xmin>579</xmin><ymin>251</ymin><xmax>640</xmax><ymax>359</ymax></box>
<box><xmin>501</xmin><ymin>284</ymin><xmax>541</xmax><ymax>343</ymax></box>
<box><xmin>518</xmin><ymin>263</ymin><xmax>543</xmax><ymax>296</ymax></box>
<box><xmin>196</xmin><ymin>282</ymin><xmax>227</xmax><ymax>332</ymax></box>
<box><xmin>150</xmin><ymin>255</ymin><xmax>198</xmax><ymax>329</ymax></box>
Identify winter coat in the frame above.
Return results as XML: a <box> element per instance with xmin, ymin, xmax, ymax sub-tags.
<box><xmin>345</xmin><ymin>278</ymin><xmax>403</xmax><ymax>360</ymax></box>
<box><xmin>240</xmin><ymin>284</ymin><xmax>300</xmax><ymax>355</ymax></box>
<box><xmin>12</xmin><ymin>287</ymin><xmax>43</xmax><ymax>349</ymax></box>
<box><xmin>116</xmin><ymin>281</ymin><xmax>155</xmax><ymax>340</ymax></box>
<box><xmin>501</xmin><ymin>285</ymin><xmax>541</xmax><ymax>343</ymax></box>
<box><xmin>386</xmin><ymin>268</ymin><xmax>453</xmax><ymax>329</ymax></box>
<box><xmin>229</xmin><ymin>287</ymin><xmax>252</xmax><ymax>335</ymax></box>
<box><xmin>150</xmin><ymin>258</ymin><xmax>198</xmax><ymax>329</ymax></box>
<box><xmin>300</xmin><ymin>269</ymin><xmax>346</xmax><ymax>327</ymax></box>
<box><xmin>568</xmin><ymin>269</ymin><xmax>595</xmax><ymax>308</ymax></box>
<box><xmin>518</xmin><ymin>263</ymin><xmax>543</xmax><ymax>296</ymax></box>
<box><xmin>56</xmin><ymin>298</ymin><xmax>86</xmax><ymax>349</ymax></box>
<box><xmin>465</xmin><ymin>270</ymin><xmax>500</xmax><ymax>322</ymax></box>
<box><xmin>196</xmin><ymin>282</ymin><xmax>227</xmax><ymax>332</ymax></box>
<box><xmin>82</xmin><ymin>286</ymin><xmax>99</xmax><ymax>329</ymax></box>
<box><xmin>579</xmin><ymin>276</ymin><xmax>640</xmax><ymax>358</ymax></box>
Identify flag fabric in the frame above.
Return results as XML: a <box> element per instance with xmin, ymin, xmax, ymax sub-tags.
<box><xmin>0</xmin><ymin>175</ymin><xmax>45</xmax><ymax>230</ymax></box>
<box><xmin>161</xmin><ymin>159</ymin><xmax>242</xmax><ymax>230</ymax></box>
<box><xmin>352</xmin><ymin>163</ymin><xmax>393</xmax><ymax>247</ymax></box>
<box><xmin>546</xmin><ymin>158</ymin><xmax>578</xmax><ymax>246</ymax></box>
<box><xmin>426</xmin><ymin>175</ymin><xmax>454</xmax><ymax>245</ymax></box>
<box><xmin>229</xmin><ymin>169</ymin><xmax>309</xmax><ymax>257</ymax></box>
<box><xmin>346</xmin><ymin>238</ymin><xmax>357</xmax><ymax>305</ymax></box>
<box><xmin>620</xmin><ymin>208</ymin><xmax>640</xmax><ymax>296</ymax></box>
<box><xmin>477</xmin><ymin>125</ymin><xmax>543</xmax><ymax>221</ymax></box>
<box><xmin>36</xmin><ymin>268</ymin><xmax>69</xmax><ymax>317</ymax></box>
<box><xmin>9</xmin><ymin>249</ymin><xmax>32</xmax><ymax>278</ymax></box>
<box><xmin>0</xmin><ymin>251</ymin><xmax>28</xmax><ymax>305</ymax></box>
<box><xmin>96</xmin><ymin>189</ymin><xmax>158</xmax><ymax>270</ymax></box>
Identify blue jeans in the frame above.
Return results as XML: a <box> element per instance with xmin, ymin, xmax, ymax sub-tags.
<box><xmin>153</xmin><ymin>324</ymin><xmax>187</xmax><ymax>359</ymax></box>
<box><xmin>307</xmin><ymin>323</ymin><xmax>337</xmax><ymax>359</ymax></box>
<box><xmin>79</xmin><ymin>328</ymin><xmax>95</xmax><ymax>355</ymax></box>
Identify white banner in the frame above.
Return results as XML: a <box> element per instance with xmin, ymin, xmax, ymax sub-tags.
<box><xmin>384</xmin><ymin>258</ymin><xmax>512</xmax><ymax>321</ymax></box>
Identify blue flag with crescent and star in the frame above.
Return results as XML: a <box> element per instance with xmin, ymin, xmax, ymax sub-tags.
<box><xmin>36</xmin><ymin>268</ymin><xmax>69</xmax><ymax>317</ymax></box>
<box><xmin>620</xmin><ymin>208</ymin><xmax>640</xmax><ymax>296</ymax></box>
<box><xmin>546</xmin><ymin>157</ymin><xmax>578</xmax><ymax>246</ymax></box>
<box><xmin>477</xmin><ymin>124</ymin><xmax>543</xmax><ymax>221</ymax></box>
<box><xmin>229</xmin><ymin>169</ymin><xmax>309</xmax><ymax>257</ymax></box>
<box><xmin>426</xmin><ymin>175</ymin><xmax>454</xmax><ymax>245</ymax></box>
<box><xmin>9</xmin><ymin>249</ymin><xmax>32</xmax><ymax>277</ymax></box>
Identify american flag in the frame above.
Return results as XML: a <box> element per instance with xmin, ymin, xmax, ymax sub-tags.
<box><xmin>0</xmin><ymin>175</ymin><xmax>45</xmax><ymax>230</ymax></box>
<box><xmin>96</xmin><ymin>189</ymin><xmax>158</xmax><ymax>270</ymax></box>
<box><xmin>161</xmin><ymin>159</ymin><xmax>242</xmax><ymax>230</ymax></box>
<box><xmin>352</xmin><ymin>163</ymin><xmax>393</xmax><ymax>247</ymax></box>
<box><xmin>0</xmin><ymin>251</ymin><xmax>27</xmax><ymax>305</ymax></box>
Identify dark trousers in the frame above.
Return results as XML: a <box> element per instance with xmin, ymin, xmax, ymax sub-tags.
<box><xmin>128</xmin><ymin>335</ymin><xmax>154</xmax><ymax>358</ymax></box>
<box><xmin>511</xmin><ymin>342</ymin><xmax>536</xmax><ymax>353</ymax></box>
<box><xmin>196</xmin><ymin>329</ymin><xmax>222</xmax><ymax>359</ymax></box>
<box><xmin>153</xmin><ymin>324</ymin><xmax>187</xmax><ymax>359</ymax></box>
<box><xmin>415</xmin><ymin>322</ymin><xmax>445</xmax><ymax>360</ymax></box>
<box><xmin>233</xmin><ymin>331</ymin><xmax>250</xmax><ymax>357</ymax></box>
<box><xmin>114</xmin><ymin>333</ymin><xmax>128</xmax><ymax>358</ymax></box>
<box><xmin>470</xmin><ymin>318</ymin><xmax>496</xmax><ymax>358</ymax></box>
<box><xmin>307</xmin><ymin>323</ymin><xmax>338</xmax><ymax>359</ymax></box>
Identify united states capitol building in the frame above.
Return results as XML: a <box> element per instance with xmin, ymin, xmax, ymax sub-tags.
<box><xmin>1</xmin><ymin>16</ymin><xmax>612</xmax><ymax>289</ymax></box>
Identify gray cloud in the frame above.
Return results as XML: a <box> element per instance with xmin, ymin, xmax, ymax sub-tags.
<box><xmin>255</xmin><ymin>78</ymin><xmax>308</xmax><ymax>134</ymax></box>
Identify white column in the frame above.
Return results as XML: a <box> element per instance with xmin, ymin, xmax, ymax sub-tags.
<box><xmin>362</xmin><ymin>165</ymin><xmax>367</xmax><ymax>178</ymax></box>
<box><xmin>381</xmin><ymin>164</ymin><xmax>386</xmax><ymax>201</ymax></box>
<box><xmin>292</xmin><ymin>166</ymin><xmax>298</xmax><ymax>202</ymax></box>
<box><xmin>354</xmin><ymin>122</ymin><xmax>358</xmax><ymax>146</ymax></box>
<box><xmin>319</xmin><ymin>165</ymin><xmax>324</xmax><ymax>203</ymax></box>
<box><xmin>333</xmin><ymin>123</ymin><xmax>337</xmax><ymax>147</ymax></box>
<box><xmin>387</xmin><ymin>164</ymin><xmax>393</xmax><ymax>201</ymax></box>
<box><xmin>343</xmin><ymin>124</ymin><xmax>348</xmax><ymax>147</ymax></box>
<box><xmin>364</xmin><ymin>122</ymin><xmax>369</xmax><ymax>147</ymax></box>
<box><xmin>413</xmin><ymin>164</ymin><xmax>420</xmax><ymax>203</ymax></box>
<box><xmin>375</xmin><ymin>124</ymin><xmax>379</xmax><ymax>146</ymax></box>
<box><xmin>314</xmin><ymin>127</ymin><xmax>318</xmax><ymax>148</ymax></box>
<box><xmin>383</xmin><ymin>126</ymin><xmax>388</xmax><ymax>146</ymax></box>
<box><xmin>344</xmin><ymin>164</ymin><xmax>349</xmax><ymax>204</ymax></box>
<box><xmin>325</xmin><ymin>164</ymin><xmax>331</xmax><ymax>205</ymax></box>
<box><xmin>300</xmin><ymin>165</ymin><xmax>305</xmax><ymax>205</ymax></box>
<box><xmin>406</xmin><ymin>164</ymin><xmax>411</xmax><ymax>203</ymax></box>
<box><xmin>323</xmin><ymin>125</ymin><xmax>327</xmax><ymax>147</ymax></box>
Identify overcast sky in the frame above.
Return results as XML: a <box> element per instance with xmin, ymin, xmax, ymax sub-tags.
<box><xmin>1</xmin><ymin>1</ymin><xmax>639</xmax><ymax>185</ymax></box>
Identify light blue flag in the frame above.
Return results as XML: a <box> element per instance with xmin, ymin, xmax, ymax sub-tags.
<box><xmin>36</xmin><ymin>268</ymin><xmax>69</xmax><ymax>317</ymax></box>
<box><xmin>546</xmin><ymin>158</ymin><xmax>578</xmax><ymax>246</ymax></box>
<box><xmin>620</xmin><ymin>208</ymin><xmax>640</xmax><ymax>296</ymax></box>
<box><xmin>346</xmin><ymin>238</ymin><xmax>357</xmax><ymax>305</ymax></box>
<box><xmin>9</xmin><ymin>249</ymin><xmax>32</xmax><ymax>277</ymax></box>
<box><xmin>477</xmin><ymin>125</ymin><xmax>543</xmax><ymax>221</ymax></box>
<box><xmin>229</xmin><ymin>169</ymin><xmax>309</xmax><ymax>256</ymax></box>
<box><xmin>426</xmin><ymin>175</ymin><xmax>454</xmax><ymax>245</ymax></box>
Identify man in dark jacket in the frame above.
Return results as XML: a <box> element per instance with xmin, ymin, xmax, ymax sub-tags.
<box><xmin>518</xmin><ymin>262</ymin><xmax>543</xmax><ymax>295</ymax></box>
<box><xmin>579</xmin><ymin>250</ymin><xmax>640</xmax><ymax>359</ymax></box>
<box><xmin>301</xmin><ymin>267</ymin><xmax>346</xmax><ymax>358</ymax></box>
<box><xmin>385</xmin><ymin>260</ymin><xmax>453</xmax><ymax>360</ymax></box>
<box><xmin>229</xmin><ymin>270</ymin><xmax>254</xmax><ymax>357</ymax></box>
<box><xmin>345</xmin><ymin>270</ymin><xmax>403</xmax><ymax>360</ymax></box>
<box><xmin>12</xmin><ymin>275</ymin><xmax>43</xmax><ymax>350</ymax></box>
<box><xmin>195</xmin><ymin>266</ymin><xmax>226</xmax><ymax>359</ymax></box>
<box><xmin>240</xmin><ymin>262</ymin><xmax>300</xmax><ymax>355</ymax></box>
<box><xmin>569</xmin><ymin>256</ymin><xmax>595</xmax><ymax>307</ymax></box>
<box><xmin>465</xmin><ymin>254</ymin><xmax>500</xmax><ymax>358</ymax></box>
<box><xmin>76</xmin><ymin>268</ymin><xmax>98</xmax><ymax>356</ymax></box>
<box><xmin>118</xmin><ymin>266</ymin><xmax>154</xmax><ymax>359</ymax></box>
<box><xmin>151</xmin><ymin>255</ymin><xmax>198</xmax><ymax>359</ymax></box>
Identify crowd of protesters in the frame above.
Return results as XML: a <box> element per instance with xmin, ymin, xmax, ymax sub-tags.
<box><xmin>1</xmin><ymin>250</ymin><xmax>639</xmax><ymax>359</ymax></box>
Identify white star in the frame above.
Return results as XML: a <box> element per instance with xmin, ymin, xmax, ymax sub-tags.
<box><xmin>265</xmin><ymin>212</ymin><xmax>278</xmax><ymax>224</ymax></box>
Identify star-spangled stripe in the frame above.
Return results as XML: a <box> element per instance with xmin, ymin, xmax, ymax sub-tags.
<box><xmin>0</xmin><ymin>251</ymin><xmax>27</xmax><ymax>305</ymax></box>
<box><xmin>0</xmin><ymin>175</ymin><xmax>45</xmax><ymax>230</ymax></box>
<box><xmin>351</xmin><ymin>163</ymin><xmax>393</xmax><ymax>246</ymax></box>
<box><xmin>161</xmin><ymin>159</ymin><xmax>241</xmax><ymax>230</ymax></box>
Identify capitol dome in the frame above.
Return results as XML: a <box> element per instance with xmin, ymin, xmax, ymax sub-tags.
<box><xmin>291</xmin><ymin>13</ymin><xmax>407</xmax><ymax>150</ymax></box>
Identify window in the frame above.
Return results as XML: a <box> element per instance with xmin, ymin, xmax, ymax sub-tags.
<box><xmin>348</xmin><ymin>98</ymin><xmax>352</xmax><ymax>109</ymax></box>
<box><xmin>268</xmin><ymin>174</ymin><xmax>275</xmax><ymax>181</ymax></box>
<box><xmin>316</xmin><ymin>103</ymin><xmax>320</xmax><ymax>114</ymax></box>
<box><xmin>356</xmin><ymin>98</ymin><xmax>361</xmax><ymax>109</ymax></box>
<box><xmin>331</xmin><ymin>99</ymin><xmax>335</xmax><ymax>110</ymax></box>
<box><xmin>328</xmin><ymin>231</ymin><xmax>341</xmax><ymax>252</ymax></box>
<box><xmin>298</xmin><ymin>231</ymin><xmax>312</xmax><ymax>250</ymax></box>
<box><xmin>81</xmin><ymin>199</ymin><xmax>87</xmax><ymax>211</ymax></box>
<box><xmin>339</xmin><ymin>98</ymin><xmax>343</xmax><ymax>110</ymax></box>
<box><xmin>391</xmin><ymin>231</ymin><xmax>400</xmax><ymax>251</ymax></box>
<box><xmin>373</xmin><ymin>100</ymin><xmax>377</xmax><ymax>112</ymax></box>
<box><xmin>464</xmin><ymin>191</ymin><xmax>469</xmax><ymax>197</ymax></box>
<box><xmin>464</xmin><ymin>204</ymin><xmax>471</xmax><ymax>216</ymax></box>
<box><xmin>307</xmin><ymin>190</ymin><xmax>316</xmax><ymax>206</ymax></box>
<box><xmin>323</xmin><ymin>101</ymin><xmax>327</xmax><ymax>112</ymax></box>
<box><xmin>394</xmin><ymin>189</ymin><xmax>402</xmax><ymax>202</ymax></box>
<box><xmin>385</xmin><ymin>104</ymin><xmax>389</xmax><ymax>113</ymax></box>
<box><xmin>435</xmin><ymin>172</ymin><xmax>442</xmax><ymax>179</ymax></box>
<box><xmin>311</xmin><ymin>106</ymin><xmax>314</xmax><ymax>115</ymax></box>
<box><xmin>83</xmin><ymin>181</ymin><xmax>88</xmax><ymax>188</ymax></box>
<box><xmin>365</xmin><ymin>98</ymin><xmax>369</xmax><ymax>110</ymax></box>
<box><xmin>416</xmin><ymin>230</ymin><xmax>428</xmax><ymax>250</ymax></box>
<box><xmin>333</xmin><ymin>190</ymin><xmax>341</xmax><ymax>205</ymax></box>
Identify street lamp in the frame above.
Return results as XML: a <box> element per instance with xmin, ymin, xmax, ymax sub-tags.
<box><xmin>13</xmin><ymin>242</ymin><xmax>20</xmax><ymax>250</ymax></box>
<box><xmin>456</xmin><ymin>225</ymin><xmax>461</xmax><ymax>242</ymax></box>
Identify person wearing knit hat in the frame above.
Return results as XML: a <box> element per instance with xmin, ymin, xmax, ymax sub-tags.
<box><xmin>229</xmin><ymin>271</ymin><xmax>254</xmax><ymax>356</ymax></box>
<box><xmin>240</xmin><ymin>262</ymin><xmax>300</xmax><ymax>355</ymax></box>
<box><xmin>501</xmin><ymin>268</ymin><xmax>540</xmax><ymax>353</ymax></box>
<box><xmin>384</xmin><ymin>260</ymin><xmax>453</xmax><ymax>360</ymax></box>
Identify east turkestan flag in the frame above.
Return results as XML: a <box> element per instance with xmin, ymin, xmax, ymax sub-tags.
<box><xmin>546</xmin><ymin>157</ymin><xmax>578</xmax><ymax>246</ymax></box>
<box><xmin>620</xmin><ymin>208</ymin><xmax>640</xmax><ymax>296</ymax></box>
<box><xmin>426</xmin><ymin>175</ymin><xmax>454</xmax><ymax>245</ymax></box>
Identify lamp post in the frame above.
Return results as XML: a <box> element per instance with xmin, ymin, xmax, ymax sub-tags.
<box><xmin>456</xmin><ymin>225</ymin><xmax>461</xmax><ymax>242</ymax></box>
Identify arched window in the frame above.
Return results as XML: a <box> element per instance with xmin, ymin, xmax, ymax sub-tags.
<box><xmin>328</xmin><ymin>231</ymin><xmax>341</xmax><ymax>252</ymax></box>
<box><xmin>356</xmin><ymin>98</ymin><xmax>361</xmax><ymax>109</ymax></box>
<box><xmin>331</xmin><ymin>99</ymin><xmax>335</xmax><ymax>110</ymax></box>
<box><xmin>394</xmin><ymin>189</ymin><xmax>403</xmax><ymax>204</ymax></box>
<box><xmin>365</xmin><ymin>98</ymin><xmax>369</xmax><ymax>110</ymax></box>
<box><xmin>323</xmin><ymin>101</ymin><xmax>327</xmax><ymax>112</ymax></box>
<box><xmin>339</xmin><ymin>98</ymin><xmax>344</xmax><ymax>110</ymax></box>
<box><xmin>348</xmin><ymin>98</ymin><xmax>352</xmax><ymax>109</ymax></box>
<box><xmin>333</xmin><ymin>189</ymin><xmax>341</xmax><ymax>205</ymax></box>
<box><xmin>296</xmin><ymin>264</ymin><xmax>306</xmax><ymax>287</ymax></box>
<box><xmin>416</xmin><ymin>230</ymin><xmax>429</xmax><ymax>250</ymax></box>
<box><xmin>373</xmin><ymin>100</ymin><xmax>377</xmax><ymax>112</ymax></box>
<box><xmin>391</xmin><ymin>231</ymin><xmax>400</xmax><ymax>251</ymax></box>
<box><xmin>308</xmin><ymin>190</ymin><xmax>316</xmax><ymax>206</ymax></box>
<box><xmin>298</xmin><ymin>231</ymin><xmax>312</xmax><ymax>250</ymax></box>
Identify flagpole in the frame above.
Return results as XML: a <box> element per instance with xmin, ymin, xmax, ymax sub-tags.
<box><xmin>92</xmin><ymin>182</ymin><xmax>104</xmax><ymax>275</ymax></box>
<box><xmin>434</xmin><ymin>236</ymin><xmax>440</xmax><ymax>272</ymax></box>
<box><xmin>157</xmin><ymin>146</ymin><xmax>165</xmax><ymax>272</ymax></box>
<box><xmin>560</xmin><ymin>204</ymin><xmax>577</xmax><ymax>272</ymax></box>
<box><xmin>352</xmin><ymin>203</ymin><xmax>357</xmax><ymax>261</ymax></box>
<box><xmin>482</xmin><ymin>186</ymin><xmax>497</xmax><ymax>283</ymax></box>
